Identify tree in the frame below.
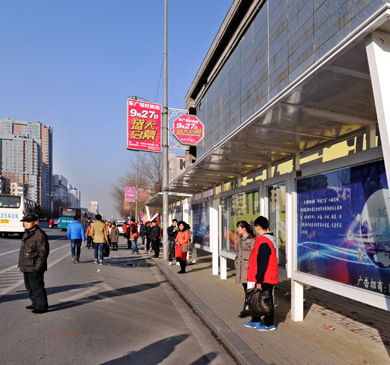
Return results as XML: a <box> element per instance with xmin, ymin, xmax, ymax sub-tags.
<box><xmin>110</xmin><ymin>152</ymin><xmax>163</xmax><ymax>220</ymax></box>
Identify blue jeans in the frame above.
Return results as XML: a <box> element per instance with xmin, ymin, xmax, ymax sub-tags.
<box><xmin>140</xmin><ymin>235</ymin><xmax>145</xmax><ymax>246</ymax></box>
<box><xmin>94</xmin><ymin>242</ymin><xmax>104</xmax><ymax>261</ymax></box>
<box><xmin>71</xmin><ymin>239</ymin><xmax>82</xmax><ymax>261</ymax></box>
<box><xmin>132</xmin><ymin>238</ymin><xmax>139</xmax><ymax>253</ymax></box>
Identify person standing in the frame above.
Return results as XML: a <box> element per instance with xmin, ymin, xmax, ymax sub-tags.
<box><xmin>67</xmin><ymin>215</ymin><xmax>85</xmax><ymax>263</ymax></box>
<box><xmin>175</xmin><ymin>221</ymin><xmax>190</xmax><ymax>274</ymax></box>
<box><xmin>124</xmin><ymin>222</ymin><xmax>131</xmax><ymax>249</ymax></box>
<box><xmin>18</xmin><ymin>214</ymin><xmax>50</xmax><ymax>314</ymax></box>
<box><xmin>130</xmin><ymin>218</ymin><xmax>139</xmax><ymax>253</ymax></box>
<box><xmin>167</xmin><ymin>219</ymin><xmax>178</xmax><ymax>265</ymax></box>
<box><xmin>139</xmin><ymin>221</ymin><xmax>146</xmax><ymax>248</ymax></box>
<box><xmin>86</xmin><ymin>217</ymin><xmax>93</xmax><ymax>249</ymax></box>
<box><xmin>245</xmin><ymin>216</ymin><xmax>278</xmax><ymax>331</ymax></box>
<box><xmin>145</xmin><ymin>221</ymin><xmax>152</xmax><ymax>252</ymax></box>
<box><xmin>234</xmin><ymin>221</ymin><xmax>256</xmax><ymax>318</ymax></box>
<box><xmin>90</xmin><ymin>214</ymin><xmax>108</xmax><ymax>265</ymax></box>
<box><xmin>149</xmin><ymin>220</ymin><xmax>161</xmax><ymax>258</ymax></box>
<box><xmin>110</xmin><ymin>222</ymin><xmax>120</xmax><ymax>251</ymax></box>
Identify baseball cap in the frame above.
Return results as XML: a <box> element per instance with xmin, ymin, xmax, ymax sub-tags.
<box><xmin>20</xmin><ymin>214</ymin><xmax>39</xmax><ymax>222</ymax></box>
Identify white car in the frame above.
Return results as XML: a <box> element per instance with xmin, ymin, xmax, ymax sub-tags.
<box><xmin>116</xmin><ymin>221</ymin><xmax>126</xmax><ymax>235</ymax></box>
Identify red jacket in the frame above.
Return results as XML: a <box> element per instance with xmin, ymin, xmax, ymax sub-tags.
<box><xmin>247</xmin><ymin>234</ymin><xmax>278</xmax><ymax>284</ymax></box>
<box><xmin>130</xmin><ymin>222</ymin><xmax>139</xmax><ymax>238</ymax></box>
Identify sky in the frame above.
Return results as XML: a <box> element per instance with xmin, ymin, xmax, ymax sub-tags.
<box><xmin>0</xmin><ymin>0</ymin><xmax>233</xmax><ymax>219</ymax></box>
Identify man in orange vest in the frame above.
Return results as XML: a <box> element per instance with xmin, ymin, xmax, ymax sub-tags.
<box><xmin>245</xmin><ymin>216</ymin><xmax>278</xmax><ymax>331</ymax></box>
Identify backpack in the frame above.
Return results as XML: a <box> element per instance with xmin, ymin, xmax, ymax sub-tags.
<box><xmin>131</xmin><ymin>224</ymin><xmax>137</xmax><ymax>234</ymax></box>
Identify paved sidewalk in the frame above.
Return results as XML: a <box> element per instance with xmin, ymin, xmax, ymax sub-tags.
<box><xmin>152</xmin><ymin>251</ymin><xmax>390</xmax><ymax>365</ymax></box>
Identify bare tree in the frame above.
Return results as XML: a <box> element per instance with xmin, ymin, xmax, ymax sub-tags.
<box><xmin>110</xmin><ymin>153</ymin><xmax>163</xmax><ymax>219</ymax></box>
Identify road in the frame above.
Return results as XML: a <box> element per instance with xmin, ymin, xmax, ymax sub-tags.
<box><xmin>0</xmin><ymin>227</ymin><xmax>236</xmax><ymax>365</ymax></box>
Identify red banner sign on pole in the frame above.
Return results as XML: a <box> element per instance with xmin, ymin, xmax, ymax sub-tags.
<box><xmin>127</xmin><ymin>100</ymin><xmax>162</xmax><ymax>152</ymax></box>
<box><xmin>173</xmin><ymin>114</ymin><xmax>204</xmax><ymax>146</ymax></box>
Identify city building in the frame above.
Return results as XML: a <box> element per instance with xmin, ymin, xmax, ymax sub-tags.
<box><xmin>90</xmin><ymin>201</ymin><xmax>99</xmax><ymax>214</ymax></box>
<box><xmin>68</xmin><ymin>184</ymin><xmax>81</xmax><ymax>208</ymax></box>
<box><xmin>168</xmin><ymin>153</ymin><xmax>185</xmax><ymax>182</ymax></box>
<box><xmin>0</xmin><ymin>118</ymin><xmax>53</xmax><ymax>214</ymax></box>
<box><xmin>147</xmin><ymin>0</ymin><xmax>390</xmax><ymax>319</ymax></box>
<box><xmin>52</xmin><ymin>174</ymin><xmax>68</xmax><ymax>217</ymax></box>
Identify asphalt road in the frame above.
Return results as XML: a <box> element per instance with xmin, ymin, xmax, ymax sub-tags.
<box><xmin>0</xmin><ymin>227</ymin><xmax>236</xmax><ymax>365</ymax></box>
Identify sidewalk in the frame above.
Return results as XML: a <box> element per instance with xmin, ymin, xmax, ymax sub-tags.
<box><xmin>152</xmin><ymin>251</ymin><xmax>390</xmax><ymax>365</ymax></box>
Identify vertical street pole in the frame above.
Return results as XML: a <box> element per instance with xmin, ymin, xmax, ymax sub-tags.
<box><xmin>162</xmin><ymin>0</ymin><xmax>169</xmax><ymax>260</ymax></box>
<box><xmin>136</xmin><ymin>150</ymin><xmax>138</xmax><ymax>221</ymax></box>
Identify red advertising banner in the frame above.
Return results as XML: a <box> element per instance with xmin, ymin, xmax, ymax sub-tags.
<box><xmin>127</xmin><ymin>100</ymin><xmax>162</xmax><ymax>152</ymax></box>
<box><xmin>138</xmin><ymin>190</ymin><xmax>150</xmax><ymax>200</ymax></box>
<box><xmin>125</xmin><ymin>187</ymin><xmax>136</xmax><ymax>202</ymax></box>
<box><xmin>173</xmin><ymin>114</ymin><xmax>204</xmax><ymax>146</ymax></box>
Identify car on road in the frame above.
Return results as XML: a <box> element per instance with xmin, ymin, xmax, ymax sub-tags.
<box><xmin>116</xmin><ymin>220</ymin><xmax>126</xmax><ymax>235</ymax></box>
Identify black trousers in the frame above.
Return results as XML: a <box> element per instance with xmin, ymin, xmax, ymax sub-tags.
<box><xmin>23</xmin><ymin>271</ymin><xmax>48</xmax><ymax>310</ymax></box>
<box><xmin>152</xmin><ymin>240</ymin><xmax>160</xmax><ymax>257</ymax></box>
<box><xmin>251</xmin><ymin>283</ymin><xmax>274</xmax><ymax>326</ymax></box>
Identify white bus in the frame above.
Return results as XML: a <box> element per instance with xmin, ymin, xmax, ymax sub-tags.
<box><xmin>0</xmin><ymin>194</ymin><xmax>40</xmax><ymax>237</ymax></box>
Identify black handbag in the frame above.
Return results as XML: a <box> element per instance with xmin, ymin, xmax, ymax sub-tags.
<box><xmin>103</xmin><ymin>243</ymin><xmax>110</xmax><ymax>258</ymax></box>
<box><xmin>245</xmin><ymin>288</ymin><xmax>273</xmax><ymax>317</ymax></box>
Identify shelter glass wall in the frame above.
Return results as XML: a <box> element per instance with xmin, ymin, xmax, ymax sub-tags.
<box><xmin>221</xmin><ymin>190</ymin><xmax>260</xmax><ymax>253</ymax></box>
<box><xmin>297</xmin><ymin>159</ymin><xmax>390</xmax><ymax>297</ymax></box>
<box><xmin>192</xmin><ymin>201</ymin><xmax>210</xmax><ymax>246</ymax></box>
<box><xmin>267</xmin><ymin>183</ymin><xmax>286</xmax><ymax>267</ymax></box>
<box><xmin>170</xmin><ymin>206</ymin><xmax>183</xmax><ymax>222</ymax></box>
<box><xmin>197</xmin><ymin>0</ymin><xmax>387</xmax><ymax>158</ymax></box>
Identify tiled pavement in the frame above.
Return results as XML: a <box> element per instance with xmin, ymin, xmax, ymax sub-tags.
<box><xmin>152</xmin><ymin>251</ymin><xmax>390</xmax><ymax>365</ymax></box>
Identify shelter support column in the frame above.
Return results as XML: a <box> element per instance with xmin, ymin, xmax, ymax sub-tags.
<box><xmin>220</xmin><ymin>256</ymin><xmax>227</xmax><ymax>280</ymax></box>
<box><xmin>211</xmin><ymin>198</ymin><xmax>219</xmax><ymax>276</ymax></box>
<box><xmin>291</xmin><ymin>280</ymin><xmax>304</xmax><ymax>321</ymax></box>
<box><xmin>366</xmin><ymin>31</ymin><xmax>390</xmax><ymax>185</ymax></box>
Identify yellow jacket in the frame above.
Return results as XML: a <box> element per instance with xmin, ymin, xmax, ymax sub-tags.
<box><xmin>90</xmin><ymin>221</ymin><xmax>108</xmax><ymax>243</ymax></box>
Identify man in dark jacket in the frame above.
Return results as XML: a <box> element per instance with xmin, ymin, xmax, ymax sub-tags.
<box><xmin>167</xmin><ymin>219</ymin><xmax>178</xmax><ymax>265</ymax></box>
<box><xmin>149</xmin><ymin>220</ymin><xmax>161</xmax><ymax>258</ymax></box>
<box><xmin>18</xmin><ymin>214</ymin><xmax>50</xmax><ymax>314</ymax></box>
<box><xmin>139</xmin><ymin>221</ymin><xmax>146</xmax><ymax>247</ymax></box>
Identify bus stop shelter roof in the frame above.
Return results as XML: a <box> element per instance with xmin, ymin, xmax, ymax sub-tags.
<box><xmin>165</xmin><ymin>35</ymin><xmax>382</xmax><ymax>195</ymax></box>
<box><xmin>145</xmin><ymin>192</ymin><xmax>193</xmax><ymax>208</ymax></box>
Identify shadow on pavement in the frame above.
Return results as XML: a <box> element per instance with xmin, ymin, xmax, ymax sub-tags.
<box><xmin>47</xmin><ymin>282</ymin><xmax>163</xmax><ymax>312</ymax></box>
<box><xmin>189</xmin><ymin>352</ymin><xmax>218</xmax><ymax>364</ymax></box>
<box><xmin>101</xmin><ymin>334</ymin><xmax>189</xmax><ymax>365</ymax></box>
<box><xmin>0</xmin><ymin>281</ymin><xmax>103</xmax><ymax>304</ymax></box>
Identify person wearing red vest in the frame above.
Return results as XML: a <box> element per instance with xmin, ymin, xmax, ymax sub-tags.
<box><xmin>244</xmin><ymin>216</ymin><xmax>278</xmax><ymax>331</ymax></box>
<box><xmin>130</xmin><ymin>218</ymin><xmax>139</xmax><ymax>254</ymax></box>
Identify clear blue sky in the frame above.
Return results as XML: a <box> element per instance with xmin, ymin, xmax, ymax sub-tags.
<box><xmin>0</xmin><ymin>0</ymin><xmax>232</xmax><ymax>219</ymax></box>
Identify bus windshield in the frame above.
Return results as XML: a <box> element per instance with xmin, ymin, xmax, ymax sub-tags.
<box><xmin>60</xmin><ymin>208</ymin><xmax>78</xmax><ymax>217</ymax></box>
<box><xmin>0</xmin><ymin>195</ymin><xmax>21</xmax><ymax>208</ymax></box>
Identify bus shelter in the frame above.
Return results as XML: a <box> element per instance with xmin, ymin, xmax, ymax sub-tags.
<box><xmin>150</xmin><ymin>1</ymin><xmax>390</xmax><ymax>320</ymax></box>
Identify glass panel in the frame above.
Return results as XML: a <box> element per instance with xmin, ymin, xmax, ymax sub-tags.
<box><xmin>221</xmin><ymin>190</ymin><xmax>260</xmax><ymax>253</ymax></box>
<box><xmin>192</xmin><ymin>201</ymin><xmax>210</xmax><ymax>246</ymax></box>
<box><xmin>267</xmin><ymin>183</ymin><xmax>287</xmax><ymax>266</ymax></box>
<box><xmin>297</xmin><ymin>160</ymin><xmax>390</xmax><ymax>296</ymax></box>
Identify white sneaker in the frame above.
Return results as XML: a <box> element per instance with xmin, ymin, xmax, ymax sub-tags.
<box><xmin>169</xmin><ymin>261</ymin><xmax>173</xmax><ymax>266</ymax></box>
<box><xmin>176</xmin><ymin>262</ymin><xmax>180</xmax><ymax>266</ymax></box>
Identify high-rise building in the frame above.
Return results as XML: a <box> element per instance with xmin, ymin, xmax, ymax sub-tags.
<box><xmin>0</xmin><ymin>118</ymin><xmax>53</xmax><ymax>214</ymax></box>
<box><xmin>68</xmin><ymin>185</ymin><xmax>81</xmax><ymax>208</ymax></box>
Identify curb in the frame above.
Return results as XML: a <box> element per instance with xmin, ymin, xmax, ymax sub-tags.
<box><xmin>154</xmin><ymin>259</ymin><xmax>266</xmax><ymax>365</ymax></box>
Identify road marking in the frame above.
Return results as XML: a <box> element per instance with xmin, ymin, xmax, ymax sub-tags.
<box><xmin>0</xmin><ymin>243</ymin><xmax>70</xmax><ymax>297</ymax></box>
<box><xmin>0</xmin><ymin>249</ymin><xmax>19</xmax><ymax>257</ymax></box>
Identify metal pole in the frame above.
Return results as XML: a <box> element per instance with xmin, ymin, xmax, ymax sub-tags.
<box><xmin>136</xmin><ymin>150</ymin><xmax>138</xmax><ymax>221</ymax></box>
<box><xmin>162</xmin><ymin>0</ymin><xmax>169</xmax><ymax>260</ymax></box>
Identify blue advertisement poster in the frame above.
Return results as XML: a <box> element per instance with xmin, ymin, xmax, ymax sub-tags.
<box><xmin>297</xmin><ymin>160</ymin><xmax>390</xmax><ymax>296</ymax></box>
<box><xmin>192</xmin><ymin>201</ymin><xmax>210</xmax><ymax>246</ymax></box>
